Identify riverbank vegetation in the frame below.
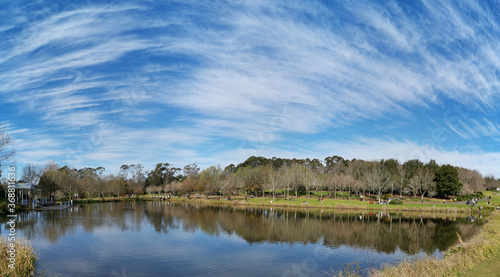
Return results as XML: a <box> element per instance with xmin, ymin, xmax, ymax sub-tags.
<box><xmin>0</xmin><ymin>237</ymin><xmax>38</xmax><ymax>276</ymax></box>
<box><xmin>371</xmin><ymin>210</ymin><xmax>500</xmax><ymax>277</ymax></box>
<box><xmin>2</xmin><ymin>156</ymin><xmax>499</xmax><ymax>209</ymax></box>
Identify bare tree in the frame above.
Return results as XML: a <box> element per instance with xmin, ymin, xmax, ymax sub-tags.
<box><xmin>129</xmin><ymin>164</ymin><xmax>146</xmax><ymax>194</ymax></box>
<box><xmin>408</xmin><ymin>172</ymin><xmax>421</xmax><ymax>199</ymax></box>
<box><xmin>396</xmin><ymin>165</ymin><xmax>406</xmax><ymax>197</ymax></box>
<box><xmin>365</xmin><ymin>163</ymin><xmax>388</xmax><ymax>203</ymax></box>
<box><xmin>417</xmin><ymin>168</ymin><xmax>435</xmax><ymax>202</ymax></box>
<box><xmin>0</xmin><ymin>123</ymin><xmax>15</xmax><ymax>165</ymax></box>
<box><xmin>221</xmin><ymin>173</ymin><xmax>240</xmax><ymax>198</ymax></box>
<box><xmin>266</xmin><ymin>165</ymin><xmax>282</xmax><ymax>202</ymax></box>
<box><xmin>458</xmin><ymin>168</ymin><xmax>485</xmax><ymax>194</ymax></box>
<box><xmin>21</xmin><ymin>163</ymin><xmax>42</xmax><ymax>184</ymax></box>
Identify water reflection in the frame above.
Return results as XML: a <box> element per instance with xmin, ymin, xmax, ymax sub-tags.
<box><xmin>2</xmin><ymin>202</ymin><xmax>479</xmax><ymax>255</ymax></box>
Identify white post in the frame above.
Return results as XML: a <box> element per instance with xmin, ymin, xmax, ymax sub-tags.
<box><xmin>60</xmin><ymin>202</ymin><xmax>62</xmax><ymax>209</ymax></box>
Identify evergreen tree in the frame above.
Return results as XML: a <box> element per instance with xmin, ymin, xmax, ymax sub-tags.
<box><xmin>434</xmin><ymin>164</ymin><xmax>462</xmax><ymax>197</ymax></box>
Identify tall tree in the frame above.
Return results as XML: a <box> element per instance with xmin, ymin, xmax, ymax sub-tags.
<box><xmin>21</xmin><ymin>163</ymin><xmax>42</xmax><ymax>184</ymax></box>
<box><xmin>396</xmin><ymin>165</ymin><xmax>407</xmax><ymax>197</ymax></box>
<box><xmin>434</xmin><ymin>164</ymin><xmax>462</xmax><ymax>198</ymax></box>
<box><xmin>0</xmin><ymin>124</ymin><xmax>15</xmax><ymax>178</ymax></box>
<box><xmin>38</xmin><ymin>163</ymin><xmax>60</xmax><ymax>198</ymax></box>
<box><xmin>182</xmin><ymin>164</ymin><xmax>200</xmax><ymax>194</ymax></box>
<box><xmin>199</xmin><ymin>165</ymin><xmax>223</xmax><ymax>198</ymax></box>
<box><xmin>0</xmin><ymin>124</ymin><xmax>15</xmax><ymax>164</ymax></box>
<box><xmin>57</xmin><ymin>166</ymin><xmax>78</xmax><ymax>199</ymax></box>
<box><xmin>266</xmin><ymin>165</ymin><xmax>283</xmax><ymax>202</ymax></box>
<box><xmin>129</xmin><ymin>164</ymin><xmax>146</xmax><ymax>194</ymax></box>
<box><xmin>365</xmin><ymin>163</ymin><xmax>389</xmax><ymax>202</ymax></box>
<box><xmin>457</xmin><ymin>168</ymin><xmax>484</xmax><ymax>194</ymax></box>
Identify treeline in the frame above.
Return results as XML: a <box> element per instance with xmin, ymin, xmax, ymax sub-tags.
<box><xmin>4</xmin><ymin>156</ymin><xmax>500</xmax><ymax>201</ymax></box>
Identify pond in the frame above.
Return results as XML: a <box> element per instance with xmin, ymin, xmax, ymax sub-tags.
<box><xmin>0</xmin><ymin>201</ymin><xmax>482</xmax><ymax>276</ymax></box>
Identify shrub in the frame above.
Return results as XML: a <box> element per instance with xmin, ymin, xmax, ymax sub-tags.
<box><xmin>0</xmin><ymin>237</ymin><xmax>38</xmax><ymax>276</ymax></box>
<box><xmin>381</xmin><ymin>194</ymin><xmax>392</xmax><ymax>200</ymax></box>
<box><xmin>389</xmin><ymin>198</ymin><xmax>403</xmax><ymax>205</ymax></box>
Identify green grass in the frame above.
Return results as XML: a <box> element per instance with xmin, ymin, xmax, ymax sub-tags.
<box><xmin>67</xmin><ymin>193</ymin><xmax>492</xmax><ymax>214</ymax></box>
<box><xmin>239</xmin><ymin>196</ymin><xmax>472</xmax><ymax>213</ymax></box>
<box><xmin>372</xmin><ymin>210</ymin><xmax>500</xmax><ymax>277</ymax></box>
<box><xmin>464</xmin><ymin>249</ymin><xmax>500</xmax><ymax>277</ymax></box>
<box><xmin>476</xmin><ymin>191</ymin><xmax>500</xmax><ymax>207</ymax></box>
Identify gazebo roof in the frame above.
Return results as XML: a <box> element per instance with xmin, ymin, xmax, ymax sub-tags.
<box><xmin>9</xmin><ymin>183</ymin><xmax>37</xmax><ymax>190</ymax></box>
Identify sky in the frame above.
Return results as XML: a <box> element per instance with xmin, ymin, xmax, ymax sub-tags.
<box><xmin>1</xmin><ymin>0</ymin><xmax>499</xmax><ymax>178</ymax></box>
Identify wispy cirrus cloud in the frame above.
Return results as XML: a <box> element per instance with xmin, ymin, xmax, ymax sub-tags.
<box><xmin>1</xmin><ymin>0</ymin><xmax>499</xmax><ymax>177</ymax></box>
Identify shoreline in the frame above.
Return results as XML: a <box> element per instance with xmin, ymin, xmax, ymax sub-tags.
<box><xmin>70</xmin><ymin>195</ymin><xmax>493</xmax><ymax>215</ymax></box>
<box><xmin>370</xmin><ymin>210</ymin><xmax>500</xmax><ymax>277</ymax></box>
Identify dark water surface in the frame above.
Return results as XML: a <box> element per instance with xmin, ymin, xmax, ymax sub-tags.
<box><xmin>0</xmin><ymin>202</ymin><xmax>481</xmax><ymax>276</ymax></box>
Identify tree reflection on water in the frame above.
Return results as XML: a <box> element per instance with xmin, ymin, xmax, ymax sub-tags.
<box><xmin>4</xmin><ymin>202</ymin><xmax>480</xmax><ymax>255</ymax></box>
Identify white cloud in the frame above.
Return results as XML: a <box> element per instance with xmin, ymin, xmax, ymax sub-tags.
<box><xmin>1</xmin><ymin>1</ymin><xmax>499</xmax><ymax>176</ymax></box>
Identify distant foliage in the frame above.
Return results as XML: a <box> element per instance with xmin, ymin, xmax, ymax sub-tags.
<box><xmin>18</xmin><ymin>155</ymin><xmax>498</xmax><ymax>202</ymax></box>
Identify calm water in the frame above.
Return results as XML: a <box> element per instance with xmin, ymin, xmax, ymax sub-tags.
<box><xmin>0</xmin><ymin>202</ymin><xmax>481</xmax><ymax>277</ymax></box>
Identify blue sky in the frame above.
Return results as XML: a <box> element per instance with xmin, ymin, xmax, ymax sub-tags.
<box><xmin>1</xmin><ymin>0</ymin><xmax>500</xmax><ymax>177</ymax></box>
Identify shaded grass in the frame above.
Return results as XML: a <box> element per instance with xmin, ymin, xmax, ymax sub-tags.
<box><xmin>0</xmin><ymin>237</ymin><xmax>38</xmax><ymax>277</ymax></box>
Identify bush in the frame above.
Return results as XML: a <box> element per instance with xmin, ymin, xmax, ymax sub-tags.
<box><xmin>456</xmin><ymin>195</ymin><xmax>465</xmax><ymax>202</ymax></box>
<box><xmin>381</xmin><ymin>194</ymin><xmax>392</xmax><ymax>200</ymax></box>
<box><xmin>0</xmin><ymin>237</ymin><xmax>38</xmax><ymax>276</ymax></box>
<box><xmin>389</xmin><ymin>198</ymin><xmax>403</xmax><ymax>205</ymax></box>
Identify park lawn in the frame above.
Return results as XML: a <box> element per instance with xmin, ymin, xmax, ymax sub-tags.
<box><xmin>476</xmin><ymin>190</ymin><xmax>500</xmax><ymax>206</ymax></box>
<box><xmin>244</xmin><ymin>196</ymin><xmax>471</xmax><ymax>212</ymax></box>
<box><xmin>464</xmin><ymin>248</ymin><xmax>500</xmax><ymax>277</ymax></box>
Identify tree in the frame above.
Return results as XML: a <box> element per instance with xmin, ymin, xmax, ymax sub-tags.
<box><xmin>382</xmin><ymin>159</ymin><xmax>399</xmax><ymax>197</ymax></box>
<box><xmin>57</xmin><ymin>166</ymin><xmax>78</xmax><ymax>199</ymax></box>
<box><xmin>408</xmin><ymin>171</ymin><xmax>421</xmax><ymax>199</ymax></box>
<box><xmin>38</xmin><ymin>163</ymin><xmax>60</xmax><ymax>198</ymax></box>
<box><xmin>419</xmin><ymin>168</ymin><xmax>435</xmax><ymax>201</ymax></box>
<box><xmin>396</xmin><ymin>165</ymin><xmax>406</xmax><ymax>197</ymax></box>
<box><xmin>146</xmin><ymin>163</ymin><xmax>180</xmax><ymax>187</ymax></box>
<box><xmin>182</xmin><ymin>164</ymin><xmax>200</xmax><ymax>194</ymax></box>
<box><xmin>484</xmin><ymin>175</ymin><xmax>500</xmax><ymax>191</ymax></box>
<box><xmin>434</xmin><ymin>164</ymin><xmax>462</xmax><ymax>198</ymax></box>
<box><xmin>0</xmin><ymin>124</ymin><xmax>15</xmax><ymax>178</ymax></box>
<box><xmin>266</xmin><ymin>165</ymin><xmax>283</xmax><ymax>202</ymax></box>
<box><xmin>199</xmin><ymin>165</ymin><xmax>223</xmax><ymax>197</ymax></box>
<box><xmin>365</xmin><ymin>163</ymin><xmax>389</xmax><ymax>203</ymax></box>
<box><xmin>129</xmin><ymin>164</ymin><xmax>146</xmax><ymax>194</ymax></box>
<box><xmin>221</xmin><ymin>173</ymin><xmax>240</xmax><ymax>197</ymax></box>
<box><xmin>120</xmin><ymin>165</ymin><xmax>130</xmax><ymax>179</ymax></box>
<box><xmin>21</xmin><ymin>163</ymin><xmax>42</xmax><ymax>184</ymax></box>
<box><xmin>409</xmin><ymin>168</ymin><xmax>435</xmax><ymax>201</ymax></box>
<box><xmin>78</xmin><ymin>167</ymin><xmax>98</xmax><ymax>198</ymax></box>
<box><xmin>0</xmin><ymin>124</ymin><xmax>15</xmax><ymax>164</ymax></box>
<box><xmin>457</xmin><ymin>168</ymin><xmax>484</xmax><ymax>194</ymax></box>
<box><xmin>237</xmin><ymin>166</ymin><xmax>267</xmax><ymax>196</ymax></box>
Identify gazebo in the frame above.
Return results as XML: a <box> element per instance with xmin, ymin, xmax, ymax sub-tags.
<box><xmin>3</xmin><ymin>183</ymin><xmax>42</xmax><ymax>205</ymax></box>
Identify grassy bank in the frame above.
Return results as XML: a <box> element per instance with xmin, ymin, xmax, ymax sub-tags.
<box><xmin>156</xmin><ymin>195</ymin><xmax>485</xmax><ymax>214</ymax></box>
<box><xmin>71</xmin><ymin>194</ymin><xmax>490</xmax><ymax>214</ymax></box>
<box><xmin>370</xmin><ymin>210</ymin><xmax>500</xmax><ymax>277</ymax></box>
<box><xmin>0</xmin><ymin>237</ymin><xmax>38</xmax><ymax>277</ymax></box>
